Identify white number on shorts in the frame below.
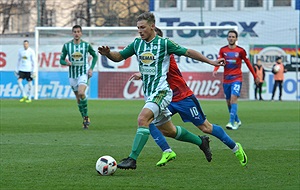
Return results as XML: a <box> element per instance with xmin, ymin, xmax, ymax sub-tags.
<box><xmin>190</xmin><ymin>107</ymin><xmax>199</xmax><ymax>117</ymax></box>
<box><xmin>233</xmin><ymin>84</ymin><xmax>240</xmax><ymax>93</ymax></box>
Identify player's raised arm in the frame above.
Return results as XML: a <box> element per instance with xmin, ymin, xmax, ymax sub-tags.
<box><xmin>98</xmin><ymin>46</ymin><xmax>124</xmax><ymax>62</ymax></box>
<box><xmin>184</xmin><ymin>49</ymin><xmax>225</xmax><ymax>67</ymax></box>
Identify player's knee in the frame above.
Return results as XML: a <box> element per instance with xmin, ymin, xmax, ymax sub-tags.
<box><xmin>77</xmin><ymin>91</ymin><xmax>85</xmax><ymax>98</ymax></box>
<box><xmin>198</xmin><ymin>121</ymin><xmax>213</xmax><ymax>134</ymax></box>
<box><xmin>160</xmin><ymin>129</ymin><xmax>174</xmax><ymax>137</ymax></box>
<box><xmin>159</xmin><ymin>122</ymin><xmax>176</xmax><ymax>137</ymax></box>
<box><xmin>137</xmin><ymin>115</ymin><xmax>149</xmax><ymax>127</ymax></box>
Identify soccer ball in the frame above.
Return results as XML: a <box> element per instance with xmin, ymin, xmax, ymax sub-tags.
<box><xmin>95</xmin><ymin>155</ymin><xmax>117</xmax><ymax>176</ymax></box>
<box><xmin>273</xmin><ymin>65</ymin><xmax>280</xmax><ymax>73</ymax></box>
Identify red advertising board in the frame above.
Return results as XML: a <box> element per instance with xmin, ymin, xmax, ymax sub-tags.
<box><xmin>98</xmin><ymin>72</ymin><xmax>249</xmax><ymax>99</ymax></box>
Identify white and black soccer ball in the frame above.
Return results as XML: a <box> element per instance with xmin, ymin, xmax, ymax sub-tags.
<box><xmin>273</xmin><ymin>65</ymin><xmax>280</xmax><ymax>73</ymax></box>
<box><xmin>95</xmin><ymin>155</ymin><xmax>117</xmax><ymax>176</ymax></box>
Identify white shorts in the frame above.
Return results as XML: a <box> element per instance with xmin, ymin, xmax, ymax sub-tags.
<box><xmin>69</xmin><ymin>74</ymin><xmax>88</xmax><ymax>92</ymax></box>
<box><xmin>144</xmin><ymin>89</ymin><xmax>172</xmax><ymax>126</ymax></box>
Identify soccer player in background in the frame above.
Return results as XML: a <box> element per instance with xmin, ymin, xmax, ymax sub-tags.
<box><xmin>213</xmin><ymin>30</ymin><xmax>260</xmax><ymax>130</ymax></box>
<box><xmin>254</xmin><ymin>58</ymin><xmax>265</xmax><ymax>100</ymax></box>
<box><xmin>16</xmin><ymin>40</ymin><xmax>36</xmax><ymax>103</ymax></box>
<box><xmin>130</xmin><ymin>27</ymin><xmax>248</xmax><ymax>167</ymax></box>
<box><xmin>59</xmin><ymin>25</ymin><xmax>98</xmax><ymax>129</ymax></box>
<box><xmin>271</xmin><ymin>56</ymin><xmax>287</xmax><ymax>101</ymax></box>
<box><xmin>98</xmin><ymin>12</ymin><xmax>225</xmax><ymax>170</ymax></box>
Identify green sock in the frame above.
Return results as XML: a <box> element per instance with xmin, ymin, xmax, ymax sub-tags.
<box><xmin>78</xmin><ymin>103</ymin><xmax>84</xmax><ymax>117</ymax></box>
<box><xmin>174</xmin><ymin>126</ymin><xmax>202</xmax><ymax>146</ymax></box>
<box><xmin>79</xmin><ymin>98</ymin><xmax>88</xmax><ymax>117</ymax></box>
<box><xmin>129</xmin><ymin>127</ymin><xmax>150</xmax><ymax>160</ymax></box>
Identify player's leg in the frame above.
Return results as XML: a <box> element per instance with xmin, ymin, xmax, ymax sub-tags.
<box><xmin>69</xmin><ymin>78</ymin><xmax>81</xmax><ymax>115</ymax></box>
<box><xmin>150</xmin><ymin>104</ymin><xmax>178</xmax><ymax>166</ymax></box>
<box><xmin>70</xmin><ymin>78</ymin><xmax>88</xmax><ymax>129</ymax></box>
<box><xmin>150</xmin><ymin>123</ymin><xmax>171</xmax><ymax>152</ymax></box>
<box><xmin>78</xmin><ymin>82</ymin><xmax>88</xmax><ymax>116</ymax></box>
<box><xmin>149</xmin><ymin>123</ymin><xmax>176</xmax><ymax>166</ymax></box>
<box><xmin>74</xmin><ymin>89</ymin><xmax>90</xmax><ymax>129</ymax></box>
<box><xmin>117</xmin><ymin>105</ymin><xmax>154</xmax><ymax>170</ymax></box>
<box><xmin>173</xmin><ymin>95</ymin><xmax>244</xmax><ymax>164</ymax></box>
<box><xmin>150</xmin><ymin>103</ymin><xmax>177</xmax><ymax>152</ymax></box>
<box><xmin>200</xmin><ymin>120</ymin><xmax>247</xmax><ymax>166</ymax></box>
<box><xmin>25</xmin><ymin>75</ymin><xmax>33</xmax><ymax>103</ymax></box>
<box><xmin>157</xmin><ymin>119</ymin><xmax>212</xmax><ymax>162</ymax></box>
<box><xmin>118</xmin><ymin>90</ymin><xmax>173</xmax><ymax>169</ymax></box>
<box><xmin>172</xmin><ymin>95</ymin><xmax>234</xmax><ymax>148</ymax></box>
<box><xmin>228</xmin><ymin>82</ymin><xmax>242</xmax><ymax>129</ymax></box>
<box><xmin>77</xmin><ymin>75</ymin><xmax>90</xmax><ymax>129</ymax></box>
<box><xmin>223</xmin><ymin>84</ymin><xmax>231</xmax><ymax>114</ymax></box>
<box><xmin>223</xmin><ymin>83</ymin><xmax>236</xmax><ymax>129</ymax></box>
<box><xmin>17</xmin><ymin>72</ymin><xmax>27</xmax><ymax>102</ymax></box>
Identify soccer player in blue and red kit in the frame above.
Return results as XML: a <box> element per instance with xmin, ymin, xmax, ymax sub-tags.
<box><xmin>213</xmin><ymin>30</ymin><xmax>259</xmax><ymax>130</ymax></box>
<box><xmin>131</xmin><ymin>27</ymin><xmax>248</xmax><ymax>167</ymax></box>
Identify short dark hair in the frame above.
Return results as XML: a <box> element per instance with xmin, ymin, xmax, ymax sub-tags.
<box><xmin>227</xmin><ymin>30</ymin><xmax>238</xmax><ymax>38</ymax></box>
<box><xmin>137</xmin><ymin>12</ymin><xmax>155</xmax><ymax>24</ymax></box>
<box><xmin>72</xmin><ymin>25</ymin><xmax>82</xmax><ymax>32</ymax></box>
<box><xmin>23</xmin><ymin>40</ymin><xmax>29</xmax><ymax>43</ymax></box>
<box><xmin>155</xmin><ymin>27</ymin><xmax>163</xmax><ymax>37</ymax></box>
<box><xmin>276</xmin><ymin>56</ymin><xmax>282</xmax><ymax>61</ymax></box>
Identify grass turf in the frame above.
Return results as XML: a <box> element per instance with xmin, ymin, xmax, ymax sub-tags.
<box><xmin>0</xmin><ymin>99</ymin><xmax>299</xmax><ymax>190</ymax></box>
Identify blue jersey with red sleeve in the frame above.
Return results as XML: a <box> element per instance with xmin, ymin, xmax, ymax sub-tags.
<box><xmin>167</xmin><ymin>55</ymin><xmax>193</xmax><ymax>102</ymax></box>
<box><xmin>214</xmin><ymin>45</ymin><xmax>257</xmax><ymax>84</ymax></box>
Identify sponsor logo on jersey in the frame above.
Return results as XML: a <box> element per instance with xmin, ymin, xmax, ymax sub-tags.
<box><xmin>72</xmin><ymin>52</ymin><xmax>83</xmax><ymax>61</ymax></box>
<box><xmin>139</xmin><ymin>52</ymin><xmax>155</xmax><ymax>65</ymax></box>
<box><xmin>140</xmin><ymin>66</ymin><xmax>156</xmax><ymax>75</ymax></box>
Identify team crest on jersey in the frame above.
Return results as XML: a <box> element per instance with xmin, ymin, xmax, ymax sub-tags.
<box><xmin>72</xmin><ymin>52</ymin><xmax>83</xmax><ymax>61</ymax></box>
<box><xmin>139</xmin><ymin>52</ymin><xmax>155</xmax><ymax>65</ymax></box>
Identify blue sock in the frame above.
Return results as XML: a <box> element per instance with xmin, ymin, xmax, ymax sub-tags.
<box><xmin>235</xmin><ymin>114</ymin><xmax>240</xmax><ymax>122</ymax></box>
<box><xmin>227</xmin><ymin>105</ymin><xmax>231</xmax><ymax>113</ymax></box>
<box><xmin>230</xmin><ymin>103</ymin><xmax>238</xmax><ymax>124</ymax></box>
<box><xmin>230</xmin><ymin>104</ymin><xmax>240</xmax><ymax>122</ymax></box>
<box><xmin>212</xmin><ymin>124</ymin><xmax>236</xmax><ymax>149</ymax></box>
<box><xmin>149</xmin><ymin>123</ymin><xmax>170</xmax><ymax>152</ymax></box>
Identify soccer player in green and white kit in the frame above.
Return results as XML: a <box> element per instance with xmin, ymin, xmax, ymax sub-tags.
<box><xmin>98</xmin><ymin>12</ymin><xmax>225</xmax><ymax>169</ymax></box>
<box><xmin>60</xmin><ymin>25</ymin><xmax>98</xmax><ymax>129</ymax></box>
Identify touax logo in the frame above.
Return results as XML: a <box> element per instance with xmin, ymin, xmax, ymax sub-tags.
<box><xmin>160</xmin><ymin>18</ymin><xmax>258</xmax><ymax>38</ymax></box>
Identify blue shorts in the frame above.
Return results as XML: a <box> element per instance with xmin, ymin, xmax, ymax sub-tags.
<box><xmin>168</xmin><ymin>94</ymin><xmax>206</xmax><ymax>126</ymax></box>
<box><xmin>223</xmin><ymin>81</ymin><xmax>242</xmax><ymax>100</ymax></box>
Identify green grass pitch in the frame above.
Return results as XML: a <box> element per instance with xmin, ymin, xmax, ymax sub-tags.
<box><xmin>0</xmin><ymin>99</ymin><xmax>299</xmax><ymax>190</ymax></box>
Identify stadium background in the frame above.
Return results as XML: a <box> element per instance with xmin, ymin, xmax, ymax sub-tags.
<box><xmin>0</xmin><ymin>0</ymin><xmax>299</xmax><ymax>100</ymax></box>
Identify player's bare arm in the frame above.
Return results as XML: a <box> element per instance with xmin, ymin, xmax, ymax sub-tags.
<box><xmin>88</xmin><ymin>69</ymin><xmax>93</xmax><ymax>78</ymax></box>
<box><xmin>129</xmin><ymin>72</ymin><xmax>142</xmax><ymax>81</ymax></box>
<box><xmin>65</xmin><ymin>58</ymin><xmax>72</xmax><ymax>66</ymax></box>
<box><xmin>185</xmin><ymin>49</ymin><xmax>225</xmax><ymax>67</ymax></box>
<box><xmin>98</xmin><ymin>46</ymin><xmax>124</xmax><ymax>62</ymax></box>
<box><xmin>212</xmin><ymin>71</ymin><xmax>218</xmax><ymax>77</ymax></box>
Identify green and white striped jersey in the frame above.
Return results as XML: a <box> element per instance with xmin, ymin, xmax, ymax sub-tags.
<box><xmin>120</xmin><ymin>36</ymin><xmax>187</xmax><ymax>97</ymax></box>
<box><xmin>60</xmin><ymin>39</ymin><xmax>98</xmax><ymax>78</ymax></box>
